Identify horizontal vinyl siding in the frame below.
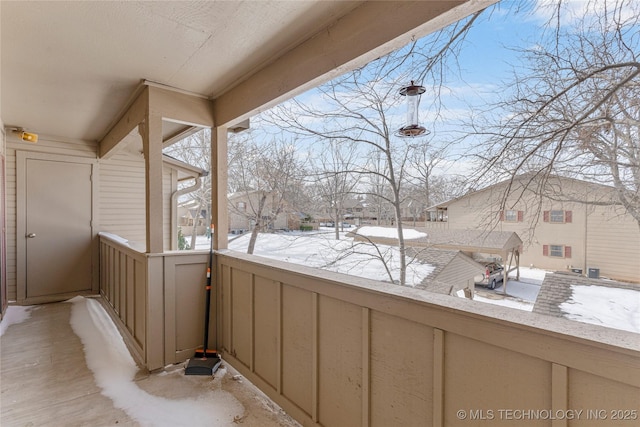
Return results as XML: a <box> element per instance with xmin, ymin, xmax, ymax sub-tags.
<box><xmin>98</xmin><ymin>153</ymin><xmax>146</xmax><ymax>247</ymax></box>
<box><xmin>586</xmin><ymin>205</ymin><xmax>640</xmax><ymax>282</ymax></box>
<box><xmin>98</xmin><ymin>152</ymin><xmax>176</xmax><ymax>252</ymax></box>
<box><xmin>6</xmin><ymin>137</ymin><xmax>97</xmax><ymax>301</ymax></box>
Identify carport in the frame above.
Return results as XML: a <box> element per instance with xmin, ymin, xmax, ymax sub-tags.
<box><xmin>351</xmin><ymin>227</ymin><xmax>523</xmax><ymax>293</ymax></box>
<box><xmin>415</xmin><ymin>229</ymin><xmax>522</xmax><ymax>292</ymax></box>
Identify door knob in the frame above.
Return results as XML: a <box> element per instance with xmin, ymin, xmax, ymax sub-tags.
<box><xmin>26</xmin><ymin>233</ymin><xmax>36</xmax><ymax>238</ymax></box>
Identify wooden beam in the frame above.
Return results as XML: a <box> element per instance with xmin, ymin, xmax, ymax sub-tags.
<box><xmin>213</xmin><ymin>0</ymin><xmax>496</xmax><ymax>126</ymax></box>
<box><xmin>99</xmin><ymin>87</ymin><xmax>148</xmax><ymax>159</ymax></box>
<box><xmin>148</xmin><ymin>86</ymin><xmax>214</xmax><ymax>128</ymax></box>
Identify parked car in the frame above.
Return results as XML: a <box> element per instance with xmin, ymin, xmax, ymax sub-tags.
<box><xmin>474</xmin><ymin>262</ymin><xmax>504</xmax><ymax>290</ymax></box>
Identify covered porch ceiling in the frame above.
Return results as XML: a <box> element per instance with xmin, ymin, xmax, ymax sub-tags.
<box><xmin>1</xmin><ymin>1</ymin><xmax>496</xmax><ymax>146</ymax></box>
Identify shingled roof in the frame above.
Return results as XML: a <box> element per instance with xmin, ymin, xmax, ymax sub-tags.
<box><xmin>413</xmin><ymin>228</ymin><xmax>522</xmax><ymax>253</ymax></box>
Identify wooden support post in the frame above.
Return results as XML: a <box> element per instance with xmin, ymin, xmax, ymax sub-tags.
<box><xmin>503</xmin><ymin>251</ymin><xmax>508</xmax><ymax>294</ymax></box>
<box><xmin>141</xmin><ymin>112</ymin><xmax>164</xmax><ymax>253</ymax></box>
<box><xmin>211</xmin><ymin>126</ymin><xmax>228</xmax><ymax>250</ymax></box>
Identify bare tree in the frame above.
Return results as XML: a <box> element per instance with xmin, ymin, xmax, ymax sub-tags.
<box><xmin>266</xmin><ymin>58</ymin><xmax>425</xmax><ymax>285</ymax></box>
<box><xmin>228</xmin><ymin>132</ymin><xmax>307</xmax><ymax>254</ymax></box>
<box><xmin>403</xmin><ymin>141</ymin><xmax>456</xmax><ymax>221</ymax></box>
<box><xmin>470</xmin><ymin>0</ymin><xmax>640</xmax><ymax>228</ymax></box>
<box><xmin>310</xmin><ymin>138</ymin><xmax>362</xmax><ymax>239</ymax></box>
<box><xmin>164</xmin><ymin>129</ymin><xmax>211</xmax><ymax>250</ymax></box>
<box><xmin>363</xmin><ymin>149</ymin><xmax>393</xmax><ymax>227</ymax></box>
<box><xmin>259</xmin><ymin>3</ymin><xmax>486</xmax><ymax>285</ymax></box>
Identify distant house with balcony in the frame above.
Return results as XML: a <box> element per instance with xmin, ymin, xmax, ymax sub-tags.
<box><xmin>177</xmin><ymin>199</ymin><xmax>209</xmax><ymax>236</ymax></box>
<box><xmin>426</xmin><ymin>174</ymin><xmax>640</xmax><ymax>283</ymax></box>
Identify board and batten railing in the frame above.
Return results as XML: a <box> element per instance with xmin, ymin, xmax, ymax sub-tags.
<box><xmin>98</xmin><ymin>234</ymin><xmax>639</xmax><ymax>426</ymax></box>
<box><xmin>216</xmin><ymin>250</ymin><xmax>640</xmax><ymax>427</ymax></box>
<box><xmin>98</xmin><ymin>233</ymin><xmax>211</xmax><ymax>371</ymax></box>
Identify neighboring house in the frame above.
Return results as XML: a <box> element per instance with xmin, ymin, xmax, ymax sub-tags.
<box><xmin>228</xmin><ymin>190</ymin><xmax>288</xmax><ymax>233</ymax></box>
<box><xmin>177</xmin><ymin>199</ymin><xmax>209</xmax><ymax>236</ymax></box>
<box><xmin>342</xmin><ymin>197</ymin><xmax>367</xmax><ymax>223</ymax></box>
<box><xmin>426</xmin><ymin>175</ymin><xmax>640</xmax><ymax>283</ymax></box>
<box><xmin>313</xmin><ymin>196</ymin><xmax>375</xmax><ymax>226</ymax></box>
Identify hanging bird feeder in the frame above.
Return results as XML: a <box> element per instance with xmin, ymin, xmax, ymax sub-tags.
<box><xmin>397</xmin><ymin>81</ymin><xmax>429</xmax><ymax>137</ymax></box>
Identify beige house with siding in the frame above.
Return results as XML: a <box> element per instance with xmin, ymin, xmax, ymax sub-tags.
<box><xmin>426</xmin><ymin>174</ymin><xmax>640</xmax><ymax>283</ymax></box>
<box><xmin>1</xmin><ymin>2</ymin><xmax>638</xmax><ymax>426</ymax></box>
<box><xmin>228</xmin><ymin>190</ymin><xmax>289</xmax><ymax>233</ymax></box>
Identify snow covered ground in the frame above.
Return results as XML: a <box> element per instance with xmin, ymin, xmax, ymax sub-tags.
<box><xmin>227</xmin><ymin>230</ymin><xmax>436</xmax><ymax>286</ymax></box>
<box><xmin>195</xmin><ymin>229</ymin><xmax>638</xmax><ymax>333</ymax></box>
<box><xmin>560</xmin><ymin>285</ymin><xmax>640</xmax><ymax>334</ymax></box>
<box><xmin>1</xmin><ymin>297</ymin><xmax>275</xmax><ymax>427</ymax></box>
<box><xmin>198</xmin><ymin>230</ymin><xmax>542</xmax><ymax>308</ymax></box>
<box><xmin>66</xmin><ymin>296</ymin><xmax>245</xmax><ymax>426</ymax></box>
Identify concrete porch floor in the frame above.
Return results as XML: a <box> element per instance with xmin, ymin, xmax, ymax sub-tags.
<box><xmin>0</xmin><ymin>300</ymin><xmax>300</xmax><ymax>427</ymax></box>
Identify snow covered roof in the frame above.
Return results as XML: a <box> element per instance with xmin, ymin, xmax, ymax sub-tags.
<box><xmin>419</xmin><ymin>228</ymin><xmax>522</xmax><ymax>253</ymax></box>
<box><xmin>534</xmin><ymin>273</ymin><xmax>640</xmax><ymax>333</ymax></box>
<box><xmin>162</xmin><ymin>154</ymin><xmax>208</xmax><ymax>180</ymax></box>
<box><xmin>354</xmin><ymin>227</ymin><xmax>522</xmax><ymax>253</ymax></box>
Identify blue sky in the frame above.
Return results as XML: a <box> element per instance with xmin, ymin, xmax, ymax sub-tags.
<box><xmin>454</xmin><ymin>4</ymin><xmax>538</xmax><ymax>85</ymax></box>
<box><xmin>253</xmin><ymin>0</ymin><xmax>638</xmax><ymax>180</ymax></box>
<box><xmin>260</xmin><ymin>3</ymin><xmax>547</xmax><ymax>134</ymax></box>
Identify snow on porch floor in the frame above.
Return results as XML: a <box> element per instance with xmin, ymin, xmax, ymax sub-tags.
<box><xmin>0</xmin><ymin>298</ymin><xmax>300</xmax><ymax>427</ymax></box>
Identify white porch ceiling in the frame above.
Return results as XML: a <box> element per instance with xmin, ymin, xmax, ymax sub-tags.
<box><xmin>2</xmin><ymin>1</ymin><xmax>495</xmax><ymax>144</ymax></box>
<box><xmin>1</xmin><ymin>1</ymin><xmax>363</xmax><ymax>142</ymax></box>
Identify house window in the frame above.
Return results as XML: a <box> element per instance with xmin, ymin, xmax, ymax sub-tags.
<box><xmin>549</xmin><ymin>244</ymin><xmax>563</xmax><ymax>257</ymax></box>
<box><xmin>544</xmin><ymin>210</ymin><xmax>572</xmax><ymax>223</ymax></box>
<box><xmin>500</xmin><ymin>210</ymin><xmax>523</xmax><ymax>222</ymax></box>
<box><xmin>543</xmin><ymin>244</ymin><xmax>572</xmax><ymax>258</ymax></box>
<box><xmin>550</xmin><ymin>210</ymin><xmax>564</xmax><ymax>223</ymax></box>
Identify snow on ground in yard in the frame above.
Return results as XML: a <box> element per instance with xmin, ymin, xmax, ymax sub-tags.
<box><xmin>203</xmin><ymin>232</ymin><xmax>554</xmax><ymax>312</ymax></box>
<box><xmin>0</xmin><ymin>305</ymin><xmax>35</xmax><ymax>337</ymax></box>
<box><xmin>560</xmin><ymin>285</ymin><xmax>640</xmax><ymax>333</ymax></box>
<box><xmin>511</xmin><ymin>267</ymin><xmax>548</xmax><ymax>283</ymax></box>
<box><xmin>226</xmin><ymin>230</ymin><xmax>435</xmax><ymax>286</ymax></box>
<box><xmin>204</xmin><ymin>232</ymin><xmax>640</xmax><ymax>329</ymax></box>
<box><xmin>67</xmin><ymin>296</ymin><xmax>245</xmax><ymax>427</ymax></box>
<box><xmin>357</xmin><ymin>226</ymin><xmax>427</xmax><ymax>240</ymax></box>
